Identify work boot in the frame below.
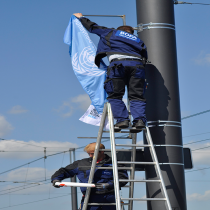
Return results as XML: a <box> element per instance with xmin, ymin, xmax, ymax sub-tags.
<box><xmin>114</xmin><ymin>120</ymin><xmax>129</xmax><ymax>132</ymax></box>
<box><xmin>132</xmin><ymin>120</ymin><xmax>145</xmax><ymax>129</ymax></box>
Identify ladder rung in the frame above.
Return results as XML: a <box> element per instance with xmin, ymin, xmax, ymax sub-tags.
<box><xmin>116</xmin><ymin>144</ymin><xmax>151</xmax><ymax>147</ymax></box>
<box><xmin>88</xmin><ymin>203</ymin><xmax>116</xmax><ymax>205</ymax></box>
<box><xmin>103</xmin><ymin>131</ymin><xmax>130</xmax><ymax>133</ymax></box>
<box><xmin>77</xmin><ymin>137</ymin><xmax>130</xmax><ymax>139</ymax></box>
<box><xmin>88</xmin><ymin>202</ymin><xmax>130</xmax><ymax>206</ymax></box>
<box><xmin>96</xmin><ymin>167</ymin><xmax>132</xmax><ymax>170</ymax></box>
<box><xmin>118</xmin><ymin>161</ymin><xmax>156</xmax><ymax>165</ymax></box>
<box><xmin>100</xmin><ymin>149</ymin><xmax>133</xmax><ymax>152</ymax></box>
<box><xmin>119</xmin><ymin>179</ymin><xmax>161</xmax><ymax>182</ymax></box>
<box><xmin>121</xmin><ymin>198</ymin><xmax>167</xmax><ymax>201</ymax></box>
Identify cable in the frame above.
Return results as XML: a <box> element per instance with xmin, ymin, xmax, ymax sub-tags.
<box><xmin>183</xmin><ymin>131</ymin><xmax>210</xmax><ymax>138</ymax></box>
<box><xmin>181</xmin><ymin>109</ymin><xmax>210</xmax><ymax>120</ymax></box>
<box><xmin>0</xmin><ymin>135</ymin><xmax>126</xmax><ymax>175</ymax></box>
<box><xmin>0</xmin><ymin>178</ymin><xmax>51</xmax><ymax>193</ymax></box>
<box><xmin>0</xmin><ymin>181</ymin><xmax>49</xmax><ymax>196</ymax></box>
<box><xmin>0</xmin><ymin>150</ymin><xmax>68</xmax><ymax>175</ymax></box>
<box><xmin>0</xmin><ymin>139</ymin><xmax>44</xmax><ymax>148</ymax></box>
<box><xmin>0</xmin><ymin>193</ymin><xmax>71</xmax><ymax>209</ymax></box>
<box><xmin>191</xmin><ymin>145</ymin><xmax>210</xmax><ymax>151</ymax></box>
<box><xmin>0</xmin><ymin>157</ymin><xmax>44</xmax><ymax>175</ymax></box>
<box><xmin>184</xmin><ymin>138</ymin><xmax>210</xmax><ymax>145</ymax></box>
<box><xmin>185</xmin><ymin>166</ymin><xmax>210</xmax><ymax>173</ymax></box>
<box><xmin>174</xmin><ymin>1</ymin><xmax>210</xmax><ymax>5</ymax></box>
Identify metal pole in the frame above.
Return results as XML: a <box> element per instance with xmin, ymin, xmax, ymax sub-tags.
<box><xmin>82</xmin><ymin>104</ymin><xmax>108</xmax><ymax>210</ymax></box>
<box><xmin>83</xmin><ymin>15</ymin><xmax>126</xmax><ymax>25</ymax></box>
<box><xmin>107</xmin><ymin>103</ymin><xmax>122</xmax><ymax>210</ymax></box>
<box><xmin>128</xmin><ymin>133</ymin><xmax>137</xmax><ymax>210</ymax></box>
<box><xmin>69</xmin><ymin>148</ymin><xmax>78</xmax><ymax>210</ymax></box>
<box><xmin>136</xmin><ymin>0</ymin><xmax>187</xmax><ymax>210</ymax></box>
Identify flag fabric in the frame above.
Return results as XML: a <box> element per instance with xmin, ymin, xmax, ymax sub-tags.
<box><xmin>63</xmin><ymin>15</ymin><xmax>108</xmax><ymax>129</ymax></box>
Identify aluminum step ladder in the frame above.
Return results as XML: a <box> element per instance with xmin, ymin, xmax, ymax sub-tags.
<box><xmin>82</xmin><ymin>103</ymin><xmax>172</xmax><ymax>210</ymax></box>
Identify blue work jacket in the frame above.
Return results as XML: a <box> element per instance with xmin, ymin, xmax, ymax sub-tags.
<box><xmin>79</xmin><ymin>17</ymin><xmax>148</xmax><ymax>67</ymax></box>
<box><xmin>51</xmin><ymin>154</ymin><xmax>128</xmax><ymax>194</ymax></box>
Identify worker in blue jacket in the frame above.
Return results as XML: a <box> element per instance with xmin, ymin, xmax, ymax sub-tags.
<box><xmin>51</xmin><ymin>142</ymin><xmax>128</xmax><ymax>210</ymax></box>
<box><xmin>74</xmin><ymin>13</ymin><xmax>148</xmax><ymax>131</ymax></box>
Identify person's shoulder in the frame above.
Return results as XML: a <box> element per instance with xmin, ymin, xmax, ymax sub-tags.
<box><xmin>104</xmin><ymin>154</ymin><xmax>112</xmax><ymax>162</ymax></box>
<box><xmin>78</xmin><ymin>157</ymin><xmax>92</xmax><ymax>163</ymax></box>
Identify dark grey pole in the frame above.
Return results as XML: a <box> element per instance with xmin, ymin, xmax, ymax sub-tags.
<box><xmin>69</xmin><ymin>148</ymin><xmax>78</xmax><ymax>210</ymax></box>
<box><xmin>136</xmin><ymin>1</ymin><xmax>187</xmax><ymax>210</ymax></box>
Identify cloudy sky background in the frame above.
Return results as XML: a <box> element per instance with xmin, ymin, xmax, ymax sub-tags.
<box><xmin>1</xmin><ymin>0</ymin><xmax>210</xmax><ymax>210</ymax></box>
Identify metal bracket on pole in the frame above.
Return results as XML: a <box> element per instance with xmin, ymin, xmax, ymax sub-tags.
<box><xmin>83</xmin><ymin>15</ymin><xmax>126</xmax><ymax>25</ymax></box>
<box><xmin>147</xmin><ymin>120</ymin><xmax>182</xmax><ymax>128</ymax></box>
<box><xmin>134</xmin><ymin>22</ymin><xmax>175</xmax><ymax>33</ymax></box>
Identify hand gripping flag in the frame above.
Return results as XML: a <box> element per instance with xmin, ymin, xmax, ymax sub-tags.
<box><xmin>63</xmin><ymin>15</ymin><xmax>108</xmax><ymax>129</ymax></box>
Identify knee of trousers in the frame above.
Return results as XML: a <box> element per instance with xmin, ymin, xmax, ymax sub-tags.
<box><xmin>128</xmin><ymin>77</ymin><xmax>146</xmax><ymax>101</ymax></box>
<box><xmin>104</xmin><ymin>78</ymin><xmax>125</xmax><ymax>99</ymax></box>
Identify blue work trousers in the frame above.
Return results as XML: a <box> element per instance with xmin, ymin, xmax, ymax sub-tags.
<box><xmin>104</xmin><ymin>60</ymin><xmax>146</xmax><ymax>123</ymax></box>
<box><xmin>81</xmin><ymin>193</ymin><xmax>116</xmax><ymax>210</ymax></box>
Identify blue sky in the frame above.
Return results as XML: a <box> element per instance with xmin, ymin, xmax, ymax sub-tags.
<box><xmin>0</xmin><ymin>0</ymin><xmax>210</xmax><ymax>210</ymax></box>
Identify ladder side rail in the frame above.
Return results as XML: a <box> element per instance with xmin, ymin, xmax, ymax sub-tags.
<box><xmin>107</xmin><ymin>103</ymin><xmax>122</xmax><ymax>210</ymax></box>
<box><xmin>82</xmin><ymin>104</ymin><xmax>108</xmax><ymax>210</ymax></box>
<box><xmin>145</xmin><ymin>126</ymin><xmax>172</xmax><ymax>210</ymax></box>
<box><xmin>128</xmin><ymin>133</ymin><xmax>137</xmax><ymax>210</ymax></box>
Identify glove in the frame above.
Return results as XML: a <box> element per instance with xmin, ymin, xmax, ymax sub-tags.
<box><xmin>52</xmin><ymin>180</ymin><xmax>61</xmax><ymax>188</ymax></box>
<box><xmin>95</xmin><ymin>183</ymin><xmax>110</xmax><ymax>189</ymax></box>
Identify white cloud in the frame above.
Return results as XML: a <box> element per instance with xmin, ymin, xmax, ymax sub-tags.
<box><xmin>187</xmin><ymin>190</ymin><xmax>210</xmax><ymax>201</ymax></box>
<box><xmin>0</xmin><ymin>140</ymin><xmax>78</xmax><ymax>159</ymax></box>
<box><xmin>0</xmin><ymin>115</ymin><xmax>13</xmax><ymax>137</ymax></box>
<box><xmin>5</xmin><ymin>167</ymin><xmax>52</xmax><ymax>181</ymax></box>
<box><xmin>71</xmin><ymin>94</ymin><xmax>91</xmax><ymax>110</ymax></box>
<box><xmin>194</xmin><ymin>51</ymin><xmax>210</xmax><ymax>65</ymax></box>
<box><xmin>8</xmin><ymin>105</ymin><xmax>28</xmax><ymax>114</ymax></box>
<box><xmin>0</xmin><ymin>167</ymin><xmax>56</xmax><ymax>195</ymax></box>
<box><xmin>55</xmin><ymin>94</ymin><xmax>91</xmax><ymax>118</ymax></box>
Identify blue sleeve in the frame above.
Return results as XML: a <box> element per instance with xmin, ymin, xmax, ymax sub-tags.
<box><xmin>79</xmin><ymin>17</ymin><xmax>112</xmax><ymax>37</ymax></box>
<box><xmin>51</xmin><ymin>161</ymin><xmax>79</xmax><ymax>182</ymax></box>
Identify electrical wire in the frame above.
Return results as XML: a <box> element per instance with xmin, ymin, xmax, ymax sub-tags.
<box><xmin>0</xmin><ymin>180</ymin><xmax>49</xmax><ymax>196</ymax></box>
<box><xmin>185</xmin><ymin>166</ymin><xmax>210</xmax><ymax>173</ymax></box>
<box><xmin>0</xmin><ymin>157</ymin><xmax>44</xmax><ymax>175</ymax></box>
<box><xmin>0</xmin><ymin>178</ymin><xmax>51</xmax><ymax>193</ymax></box>
<box><xmin>0</xmin><ymin>134</ymin><xmax>127</xmax><ymax>176</ymax></box>
<box><xmin>184</xmin><ymin>138</ymin><xmax>210</xmax><ymax>145</ymax></box>
<box><xmin>0</xmin><ymin>139</ymin><xmax>44</xmax><ymax>148</ymax></box>
<box><xmin>174</xmin><ymin>1</ymin><xmax>210</xmax><ymax>5</ymax></box>
<box><xmin>181</xmin><ymin>109</ymin><xmax>210</xmax><ymax>120</ymax></box>
<box><xmin>0</xmin><ymin>193</ymin><xmax>73</xmax><ymax>209</ymax></box>
<box><xmin>183</xmin><ymin>131</ymin><xmax>210</xmax><ymax>138</ymax></box>
<box><xmin>191</xmin><ymin>145</ymin><xmax>210</xmax><ymax>151</ymax></box>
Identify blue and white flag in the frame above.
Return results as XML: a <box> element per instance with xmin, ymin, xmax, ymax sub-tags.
<box><xmin>64</xmin><ymin>15</ymin><xmax>108</xmax><ymax>128</ymax></box>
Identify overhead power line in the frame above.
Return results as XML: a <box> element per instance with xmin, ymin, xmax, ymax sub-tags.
<box><xmin>0</xmin><ymin>134</ymin><xmax>125</xmax><ymax>175</ymax></box>
<box><xmin>183</xmin><ymin>131</ymin><xmax>210</xmax><ymax>138</ymax></box>
<box><xmin>0</xmin><ymin>150</ymin><xmax>68</xmax><ymax>175</ymax></box>
<box><xmin>0</xmin><ymin>193</ymin><xmax>77</xmax><ymax>209</ymax></box>
<box><xmin>185</xmin><ymin>166</ymin><xmax>210</xmax><ymax>173</ymax></box>
<box><xmin>191</xmin><ymin>145</ymin><xmax>210</xmax><ymax>151</ymax></box>
<box><xmin>181</xmin><ymin>109</ymin><xmax>210</xmax><ymax>120</ymax></box>
<box><xmin>0</xmin><ymin>139</ymin><xmax>45</xmax><ymax>148</ymax></box>
<box><xmin>174</xmin><ymin>1</ymin><xmax>210</xmax><ymax>5</ymax></box>
<box><xmin>184</xmin><ymin>138</ymin><xmax>210</xmax><ymax>145</ymax></box>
